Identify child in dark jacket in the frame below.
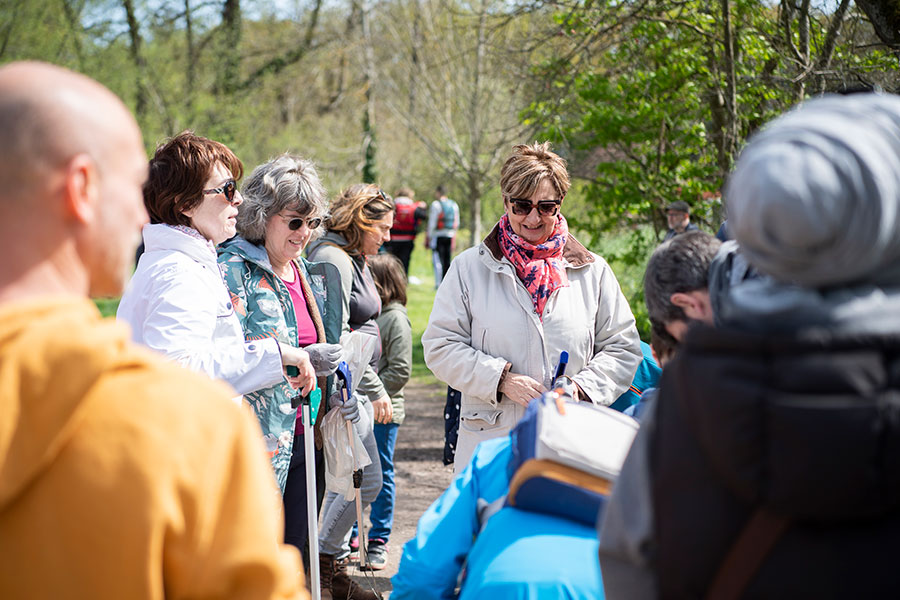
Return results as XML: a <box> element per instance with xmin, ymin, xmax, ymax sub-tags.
<box><xmin>363</xmin><ymin>253</ymin><xmax>412</xmax><ymax>570</ymax></box>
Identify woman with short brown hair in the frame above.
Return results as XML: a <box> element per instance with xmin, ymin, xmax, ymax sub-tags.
<box><xmin>423</xmin><ymin>142</ymin><xmax>642</xmax><ymax>472</ymax></box>
<box><xmin>117</xmin><ymin>131</ymin><xmax>316</xmax><ymax>400</ymax></box>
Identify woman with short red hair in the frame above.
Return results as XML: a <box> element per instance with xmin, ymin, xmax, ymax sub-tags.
<box><xmin>117</xmin><ymin>131</ymin><xmax>316</xmax><ymax>400</ymax></box>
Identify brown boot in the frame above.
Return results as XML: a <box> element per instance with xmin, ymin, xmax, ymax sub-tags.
<box><xmin>330</xmin><ymin>556</ymin><xmax>380</xmax><ymax>600</ymax></box>
<box><xmin>317</xmin><ymin>553</ymin><xmax>336</xmax><ymax>600</ymax></box>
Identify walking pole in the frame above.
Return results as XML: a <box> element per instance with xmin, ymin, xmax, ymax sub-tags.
<box><xmin>335</xmin><ymin>362</ymin><xmax>368</xmax><ymax>569</ymax></box>
<box><xmin>301</xmin><ymin>386</ymin><xmax>322</xmax><ymax>600</ymax></box>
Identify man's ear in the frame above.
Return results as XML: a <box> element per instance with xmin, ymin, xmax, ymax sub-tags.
<box><xmin>670</xmin><ymin>291</ymin><xmax>702</xmax><ymax>318</ymax></box>
<box><xmin>62</xmin><ymin>154</ymin><xmax>99</xmax><ymax>224</ymax></box>
<box><xmin>670</xmin><ymin>290</ymin><xmax>713</xmax><ymax>322</ymax></box>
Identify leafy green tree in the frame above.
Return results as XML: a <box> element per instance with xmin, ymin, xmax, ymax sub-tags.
<box><xmin>527</xmin><ymin>0</ymin><xmax>896</xmax><ymax>337</ymax></box>
<box><xmin>537</xmin><ymin>0</ymin><xmax>895</xmax><ymax>239</ymax></box>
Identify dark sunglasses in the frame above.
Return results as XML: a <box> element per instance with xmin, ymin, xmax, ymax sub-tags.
<box><xmin>509</xmin><ymin>197</ymin><xmax>562</xmax><ymax>217</ymax></box>
<box><xmin>287</xmin><ymin>216</ymin><xmax>323</xmax><ymax>231</ymax></box>
<box><xmin>203</xmin><ymin>179</ymin><xmax>238</xmax><ymax>204</ymax></box>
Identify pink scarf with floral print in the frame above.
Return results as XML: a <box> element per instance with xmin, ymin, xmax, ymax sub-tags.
<box><xmin>497</xmin><ymin>214</ymin><xmax>569</xmax><ymax>320</ymax></box>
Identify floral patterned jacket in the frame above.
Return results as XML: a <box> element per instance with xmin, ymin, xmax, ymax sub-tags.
<box><xmin>218</xmin><ymin>236</ymin><xmax>342</xmax><ymax>493</ymax></box>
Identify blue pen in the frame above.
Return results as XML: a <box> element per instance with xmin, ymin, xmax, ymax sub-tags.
<box><xmin>554</xmin><ymin>351</ymin><xmax>569</xmax><ymax>380</ymax></box>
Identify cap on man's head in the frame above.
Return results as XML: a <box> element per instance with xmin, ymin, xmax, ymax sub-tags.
<box><xmin>666</xmin><ymin>200</ymin><xmax>690</xmax><ymax>214</ymax></box>
<box><xmin>726</xmin><ymin>93</ymin><xmax>900</xmax><ymax>288</ymax></box>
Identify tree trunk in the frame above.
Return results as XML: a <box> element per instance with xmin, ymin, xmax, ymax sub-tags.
<box><xmin>320</xmin><ymin>0</ymin><xmax>358</xmax><ymax>114</ymax></box>
<box><xmin>467</xmin><ymin>0</ymin><xmax>488</xmax><ymax>245</ymax></box>
<box><xmin>218</xmin><ymin>0</ymin><xmax>241</xmax><ymax>95</ymax></box>
<box><xmin>855</xmin><ymin>0</ymin><xmax>900</xmax><ymax>49</ymax></box>
<box><xmin>795</xmin><ymin>0</ymin><xmax>811</xmax><ymax>101</ymax></box>
<box><xmin>361</xmin><ymin>0</ymin><xmax>377</xmax><ymax>183</ymax></box>
<box><xmin>814</xmin><ymin>0</ymin><xmax>852</xmax><ymax>94</ymax></box>
<box><xmin>403</xmin><ymin>0</ymin><xmax>424</xmax><ymax>181</ymax></box>
<box><xmin>184</xmin><ymin>0</ymin><xmax>196</xmax><ymax>120</ymax></box>
<box><xmin>121</xmin><ymin>0</ymin><xmax>148</xmax><ymax>120</ymax></box>
<box><xmin>704</xmin><ymin>49</ymin><xmax>730</xmax><ymax>183</ymax></box>
<box><xmin>720</xmin><ymin>0</ymin><xmax>738</xmax><ymax>168</ymax></box>
<box><xmin>61</xmin><ymin>0</ymin><xmax>86</xmax><ymax>70</ymax></box>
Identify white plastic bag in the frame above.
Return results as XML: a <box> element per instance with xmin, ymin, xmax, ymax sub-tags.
<box><xmin>321</xmin><ymin>405</ymin><xmax>372</xmax><ymax>501</ymax></box>
<box><xmin>339</xmin><ymin>331</ymin><xmax>377</xmax><ymax>395</ymax></box>
<box><xmin>320</xmin><ymin>331</ymin><xmax>376</xmax><ymax>500</ymax></box>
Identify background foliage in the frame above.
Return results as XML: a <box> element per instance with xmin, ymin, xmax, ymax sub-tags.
<box><xmin>4</xmin><ymin>0</ymin><xmax>898</xmax><ymax>338</ymax></box>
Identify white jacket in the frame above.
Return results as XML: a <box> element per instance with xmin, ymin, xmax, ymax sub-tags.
<box><xmin>422</xmin><ymin>225</ymin><xmax>641</xmax><ymax>471</ymax></box>
<box><xmin>117</xmin><ymin>224</ymin><xmax>283</xmax><ymax>396</ymax></box>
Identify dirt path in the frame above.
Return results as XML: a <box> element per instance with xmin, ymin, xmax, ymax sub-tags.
<box><xmin>346</xmin><ymin>379</ymin><xmax>455</xmax><ymax>598</ymax></box>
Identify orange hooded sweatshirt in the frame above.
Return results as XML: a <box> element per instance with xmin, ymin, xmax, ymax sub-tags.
<box><xmin>0</xmin><ymin>298</ymin><xmax>307</xmax><ymax>599</ymax></box>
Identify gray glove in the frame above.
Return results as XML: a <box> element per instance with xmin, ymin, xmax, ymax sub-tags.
<box><xmin>330</xmin><ymin>390</ymin><xmax>361</xmax><ymax>424</ymax></box>
<box><xmin>306</xmin><ymin>343</ymin><xmax>343</xmax><ymax>376</ymax></box>
<box><xmin>551</xmin><ymin>375</ymin><xmax>578</xmax><ymax>401</ymax></box>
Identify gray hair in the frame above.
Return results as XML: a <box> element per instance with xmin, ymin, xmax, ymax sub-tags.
<box><xmin>237</xmin><ymin>153</ymin><xmax>329</xmax><ymax>245</ymax></box>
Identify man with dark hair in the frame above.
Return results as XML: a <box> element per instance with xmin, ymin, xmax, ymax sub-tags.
<box><xmin>662</xmin><ymin>200</ymin><xmax>698</xmax><ymax>241</ymax></box>
<box><xmin>600</xmin><ymin>93</ymin><xmax>900</xmax><ymax>598</ymax></box>
<box><xmin>0</xmin><ymin>61</ymin><xmax>305</xmax><ymax>599</ymax></box>
<box><xmin>645</xmin><ymin>229</ymin><xmax>757</xmax><ymax>343</ymax></box>
<box><xmin>644</xmin><ymin>231</ymin><xmax>721</xmax><ymax>341</ymax></box>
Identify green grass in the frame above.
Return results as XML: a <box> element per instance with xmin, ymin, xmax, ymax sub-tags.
<box><xmin>404</xmin><ymin>238</ymin><xmax>441</xmax><ymax>385</ymax></box>
<box><xmin>94</xmin><ymin>297</ymin><xmax>119</xmax><ymax>318</ymax></box>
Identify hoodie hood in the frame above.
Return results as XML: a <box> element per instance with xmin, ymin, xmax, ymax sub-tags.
<box><xmin>0</xmin><ymin>298</ymin><xmax>140</xmax><ymax>510</ymax></box>
<box><xmin>218</xmin><ymin>235</ymin><xmax>274</xmax><ymax>272</ymax></box>
<box><xmin>306</xmin><ymin>231</ymin><xmax>350</xmax><ymax>257</ymax></box>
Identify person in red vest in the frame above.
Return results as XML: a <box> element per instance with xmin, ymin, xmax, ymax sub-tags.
<box><xmin>383</xmin><ymin>186</ymin><xmax>426</xmax><ymax>274</ymax></box>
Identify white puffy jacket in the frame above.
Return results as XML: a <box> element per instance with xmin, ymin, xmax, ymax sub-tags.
<box><xmin>422</xmin><ymin>224</ymin><xmax>641</xmax><ymax>471</ymax></box>
<box><xmin>117</xmin><ymin>224</ymin><xmax>283</xmax><ymax>397</ymax></box>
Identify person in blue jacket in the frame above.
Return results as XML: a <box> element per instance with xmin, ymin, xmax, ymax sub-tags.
<box><xmin>391</xmin><ymin>433</ymin><xmax>605</xmax><ymax>599</ymax></box>
<box><xmin>623</xmin><ymin>325</ymin><xmax>675</xmax><ymax>421</ymax></box>
<box><xmin>608</xmin><ymin>340</ymin><xmax>661</xmax><ymax>413</ymax></box>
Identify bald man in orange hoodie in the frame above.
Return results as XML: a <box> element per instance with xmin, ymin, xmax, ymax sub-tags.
<box><xmin>0</xmin><ymin>61</ymin><xmax>307</xmax><ymax>599</ymax></box>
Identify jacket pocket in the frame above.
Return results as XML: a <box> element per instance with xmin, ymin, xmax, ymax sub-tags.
<box><xmin>460</xmin><ymin>409</ymin><xmax>503</xmax><ymax>433</ymax></box>
<box><xmin>472</xmin><ymin>325</ymin><xmax>489</xmax><ymax>355</ymax></box>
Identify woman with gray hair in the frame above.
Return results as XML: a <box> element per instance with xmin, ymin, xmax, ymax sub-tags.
<box><xmin>218</xmin><ymin>154</ymin><xmax>344</xmax><ymax>563</ymax></box>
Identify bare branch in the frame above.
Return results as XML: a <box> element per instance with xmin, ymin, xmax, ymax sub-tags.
<box><xmin>236</xmin><ymin>0</ymin><xmax>323</xmax><ymax>91</ymax></box>
<box><xmin>780</xmin><ymin>0</ymin><xmax>805</xmax><ymax>64</ymax></box>
<box><xmin>815</xmin><ymin>0</ymin><xmax>852</xmax><ymax>72</ymax></box>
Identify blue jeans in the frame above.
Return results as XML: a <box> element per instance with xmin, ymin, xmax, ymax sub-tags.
<box><xmin>369</xmin><ymin>422</ymin><xmax>400</xmax><ymax>542</ymax></box>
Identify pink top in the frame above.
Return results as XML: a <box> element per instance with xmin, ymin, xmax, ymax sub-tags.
<box><xmin>281</xmin><ymin>261</ymin><xmax>318</xmax><ymax>432</ymax></box>
<box><xmin>282</xmin><ymin>261</ymin><xmax>318</xmax><ymax>346</ymax></box>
